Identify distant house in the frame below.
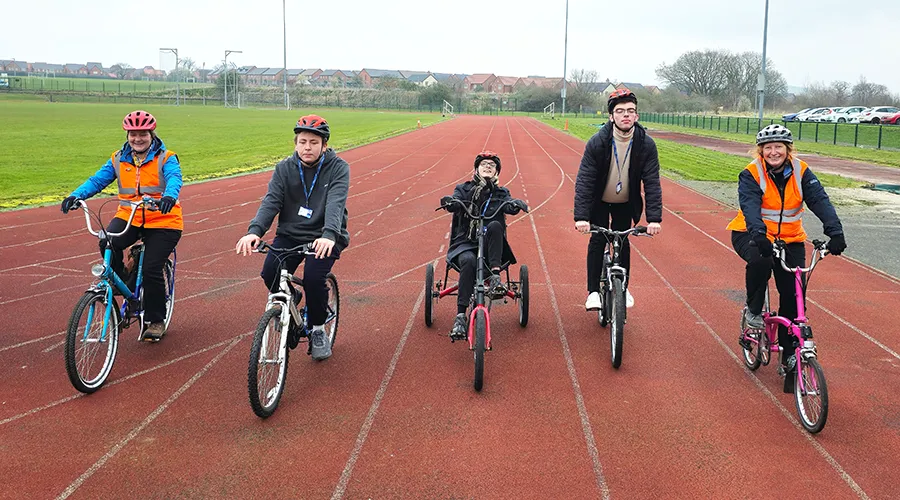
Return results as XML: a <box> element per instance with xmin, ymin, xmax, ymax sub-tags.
<box><xmin>245</xmin><ymin>67</ymin><xmax>268</xmax><ymax>86</ymax></box>
<box><xmin>399</xmin><ymin>70</ymin><xmax>428</xmax><ymax>80</ymax></box>
<box><xmin>2</xmin><ymin>60</ymin><xmax>29</xmax><ymax>72</ymax></box>
<box><xmin>581</xmin><ymin>81</ymin><xmax>617</xmax><ymax>94</ymax></box>
<box><xmin>261</xmin><ymin>68</ymin><xmax>285</xmax><ymax>86</ymax></box>
<box><xmin>492</xmin><ymin>76</ymin><xmax>520</xmax><ymax>94</ymax></box>
<box><xmin>616</xmin><ymin>82</ymin><xmax>646</xmax><ymax>92</ymax></box>
<box><xmin>644</xmin><ymin>85</ymin><xmax>661</xmax><ymax>95</ymax></box>
<box><xmin>86</xmin><ymin>62</ymin><xmax>104</xmax><ymax>75</ymax></box>
<box><xmin>408</xmin><ymin>73</ymin><xmax>438</xmax><ymax>87</ymax></box>
<box><xmin>297</xmin><ymin>68</ymin><xmax>321</xmax><ymax>84</ymax></box>
<box><xmin>286</xmin><ymin>68</ymin><xmax>305</xmax><ymax>85</ymax></box>
<box><xmin>194</xmin><ymin>68</ymin><xmax>213</xmax><ymax>83</ymax></box>
<box><xmin>532</xmin><ymin>77</ymin><xmax>565</xmax><ymax>90</ymax></box>
<box><xmin>31</xmin><ymin>62</ymin><xmax>65</xmax><ymax>74</ymax></box>
<box><xmin>64</xmin><ymin>63</ymin><xmax>88</xmax><ymax>75</ymax></box>
<box><xmin>139</xmin><ymin>66</ymin><xmax>166</xmax><ymax>80</ymax></box>
<box><xmin>464</xmin><ymin>73</ymin><xmax>496</xmax><ymax>92</ymax></box>
<box><xmin>358</xmin><ymin>68</ymin><xmax>403</xmax><ymax>87</ymax></box>
<box><xmin>315</xmin><ymin>69</ymin><xmax>355</xmax><ymax>86</ymax></box>
<box><xmin>514</xmin><ymin>78</ymin><xmax>537</xmax><ymax>91</ymax></box>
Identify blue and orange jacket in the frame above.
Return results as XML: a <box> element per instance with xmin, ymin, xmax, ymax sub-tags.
<box><xmin>71</xmin><ymin>137</ymin><xmax>183</xmax><ymax>230</ymax></box>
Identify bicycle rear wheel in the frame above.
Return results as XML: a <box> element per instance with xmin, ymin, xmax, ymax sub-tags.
<box><xmin>162</xmin><ymin>258</ymin><xmax>175</xmax><ymax>329</ymax></box>
<box><xmin>518</xmin><ymin>265</ymin><xmax>529</xmax><ymax>327</ymax></box>
<box><xmin>65</xmin><ymin>291</ymin><xmax>120</xmax><ymax>393</ymax></box>
<box><xmin>795</xmin><ymin>357</ymin><xmax>828</xmax><ymax>433</ymax></box>
<box><xmin>740</xmin><ymin>309</ymin><xmax>762</xmax><ymax>371</ymax></box>
<box><xmin>424</xmin><ymin>264</ymin><xmax>435</xmax><ymax>327</ymax></box>
<box><xmin>323</xmin><ymin>273</ymin><xmax>340</xmax><ymax>348</ymax></box>
<box><xmin>473</xmin><ymin>309</ymin><xmax>486</xmax><ymax>391</ymax></box>
<box><xmin>248</xmin><ymin>306</ymin><xmax>289</xmax><ymax>418</ymax></box>
<box><xmin>610</xmin><ymin>277</ymin><xmax>625</xmax><ymax>369</ymax></box>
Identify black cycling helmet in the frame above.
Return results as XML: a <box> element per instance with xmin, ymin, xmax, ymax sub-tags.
<box><xmin>607</xmin><ymin>88</ymin><xmax>638</xmax><ymax>114</ymax></box>
<box><xmin>293</xmin><ymin>114</ymin><xmax>330</xmax><ymax>142</ymax></box>
<box><xmin>474</xmin><ymin>150</ymin><xmax>501</xmax><ymax>173</ymax></box>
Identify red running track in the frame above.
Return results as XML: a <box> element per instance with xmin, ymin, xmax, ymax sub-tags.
<box><xmin>0</xmin><ymin>116</ymin><xmax>898</xmax><ymax>499</ymax></box>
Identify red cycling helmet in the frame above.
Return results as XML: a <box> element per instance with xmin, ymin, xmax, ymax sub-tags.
<box><xmin>294</xmin><ymin>114</ymin><xmax>331</xmax><ymax>142</ymax></box>
<box><xmin>123</xmin><ymin>110</ymin><xmax>157</xmax><ymax>131</ymax></box>
<box><xmin>607</xmin><ymin>88</ymin><xmax>638</xmax><ymax>114</ymax></box>
<box><xmin>474</xmin><ymin>150</ymin><xmax>501</xmax><ymax>173</ymax></box>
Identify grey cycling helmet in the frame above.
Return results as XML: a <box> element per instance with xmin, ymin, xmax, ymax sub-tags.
<box><xmin>756</xmin><ymin>124</ymin><xmax>793</xmax><ymax>145</ymax></box>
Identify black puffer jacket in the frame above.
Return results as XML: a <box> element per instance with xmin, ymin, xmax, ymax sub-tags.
<box><xmin>573</xmin><ymin>122</ymin><xmax>663</xmax><ymax>224</ymax></box>
<box><xmin>445</xmin><ymin>179</ymin><xmax>518</xmax><ymax>265</ymax></box>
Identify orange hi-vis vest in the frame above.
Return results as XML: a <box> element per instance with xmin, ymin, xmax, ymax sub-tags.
<box><xmin>726</xmin><ymin>156</ymin><xmax>808</xmax><ymax>243</ymax></box>
<box><xmin>111</xmin><ymin>149</ymin><xmax>184</xmax><ymax>230</ymax></box>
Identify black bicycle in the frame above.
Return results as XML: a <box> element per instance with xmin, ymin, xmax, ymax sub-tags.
<box><xmin>428</xmin><ymin>197</ymin><xmax>528</xmax><ymax>391</ymax></box>
<box><xmin>588</xmin><ymin>225</ymin><xmax>648</xmax><ymax>369</ymax></box>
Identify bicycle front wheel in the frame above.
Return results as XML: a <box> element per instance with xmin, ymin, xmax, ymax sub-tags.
<box><xmin>740</xmin><ymin>309</ymin><xmax>762</xmax><ymax>371</ymax></box>
<box><xmin>162</xmin><ymin>258</ymin><xmax>175</xmax><ymax>329</ymax></box>
<box><xmin>610</xmin><ymin>277</ymin><xmax>625</xmax><ymax>369</ymax></box>
<box><xmin>65</xmin><ymin>291</ymin><xmax>120</xmax><ymax>394</ymax></box>
<box><xmin>248</xmin><ymin>306</ymin><xmax>290</xmax><ymax>418</ymax></box>
<box><xmin>323</xmin><ymin>273</ymin><xmax>340</xmax><ymax>348</ymax></box>
<box><xmin>473</xmin><ymin>309</ymin><xmax>486</xmax><ymax>392</ymax></box>
<box><xmin>795</xmin><ymin>357</ymin><xmax>829</xmax><ymax>433</ymax></box>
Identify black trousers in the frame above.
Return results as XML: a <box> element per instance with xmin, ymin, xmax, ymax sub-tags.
<box><xmin>102</xmin><ymin>218</ymin><xmax>181</xmax><ymax>323</ymax></box>
<box><xmin>587</xmin><ymin>202</ymin><xmax>633</xmax><ymax>293</ymax></box>
<box><xmin>454</xmin><ymin>220</ymin><xmax>503</xmax><ymax>313</ymax></box>
<box><xmin>731</xmin><ymin>231</ymin><xmax>806</xmax><ymax>364</ymax></box>
<box><xmin>261</xmin><ymin>235</ymin><xmax>337</xmax><ymax>326</ymax></box>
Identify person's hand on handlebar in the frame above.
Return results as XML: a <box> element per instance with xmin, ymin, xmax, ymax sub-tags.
<box><xmin>574</xmin><ymin>220</ymin><xmax>591</xmax><ymax>234</ymax></box>
<box><xmin>646</xmin><ymin>222</ymin><xmax>661</xmax><ymax>236</ymax></box>
<box><xmin>311</xmin><ymin>237</ymin><xmax>335</xmax><ymax>259</ymax></box>
<box><xmin>505</xmin><ymin>199</ymin><xmax>529</xmax><ymax>215</ymax></box>
<box><xmin>236</xmin><ymin>234</ymin><xmax>262</xmax><ymax>256</ymax></box>
<box><xmin>61</xmin><ymin>196</ymin><xmax>81</xmax><ymax>214</ymax></box>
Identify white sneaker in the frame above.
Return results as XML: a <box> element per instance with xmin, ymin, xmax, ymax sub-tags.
<box><xmin>626</xmin><ymin>289</ymin><xmax>635</xmax><ymax>308</ymax></box>
<box><xmin>585</xmin><ymin>292</ymin><xmax>602</xmax><ymax>311</ymax></box>
<box><xmin>309</xmin><ymin>325</ymin><xmax>332</xmax><ymax>361</ymax></box>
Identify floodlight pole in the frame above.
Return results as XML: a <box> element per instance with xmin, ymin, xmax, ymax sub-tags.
<box><xmin>160</xmin><ymin>47</ymin><xmax>179</xmax><ymax>105</ymax></box>
<box><xmin>561</xmin><ymin>0</ymin><xmax>569</xmax><ymax>117</ymax></box>
<box><xmin>224</xmin><ymin>49</ymin><xmax>242</xmax><ymax>107</ymax></box>
<box><xmin>283</xmin><ymin>0</ymin><xmax>289</xmax><ymax>108</ymax></box>
<box><xmin>757</xmin><ymin>0</ymin><xmax>769</xmax><ymax>126</ymax></box>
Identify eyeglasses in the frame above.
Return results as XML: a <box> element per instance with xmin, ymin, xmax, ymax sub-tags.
<box><xmin>614</xmin><ymin>108</ymin><xmax>637</xmax><ymax>116</ymax></box>
<box><xmin>479</xmin><ymin>161</ymin><xmax>497</xmax><ymax>168</ymax></box>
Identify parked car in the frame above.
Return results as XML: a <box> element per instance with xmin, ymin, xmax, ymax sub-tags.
<box><xmin>883</xmin><ymin>112</ymin><xmax>900</xmax><ymax>125</ymax></box>
<box><xmin>857</xmin><ymin>106</ymin><xmax>900</xmax><ymax>124</ymax></box>
<box><xmin>794</xmin><ymin>107</ymin><xmax>826</xmax><ymax>121</ymax></box>
<box><xmin>823</xmin><ymin>106</ymin><xmax>868</xmax><ymax>123</ymax></box>
<box><xmin>783</xmin><ymin>108</ymin><xmax>814</xmax><ymax>122</ymax></box>
<box><xmin>801</xmin><ymin>108</ymin><xmax>831</xmax><ymax>122</ymax></box>
<box><xmin>809</xmin><ymin>107</ymin><xmax>844</xmax><ymax>122</ymax></box>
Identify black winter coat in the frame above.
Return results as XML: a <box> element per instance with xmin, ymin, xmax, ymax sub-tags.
<box><xmin>445</xmin><ymin>179</ymin><xmax>519</xmax><ymax>266</ymax></box>
<box><xmin>573</xmin><ymin>122</ymin><xmax>663</xmax><ymax>225</ymax></box>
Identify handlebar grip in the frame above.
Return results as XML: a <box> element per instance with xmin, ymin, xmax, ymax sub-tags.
<box><xmin>811</xmin><ymin>239</ymin><xmax>825</xmax><ymax>248</ymax></box>
<box><xmin>633</xmin><ymin>225</ymin><xmax>647</xmax><ymax>234</ymax></box>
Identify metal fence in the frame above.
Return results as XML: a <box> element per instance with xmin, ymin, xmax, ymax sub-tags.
<box><xmin>640</xmin><ymin>112</ymin><xmax>900</xmax><ymax>151</ymax></box>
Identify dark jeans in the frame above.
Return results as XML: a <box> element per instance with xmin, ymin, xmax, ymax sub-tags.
<box><xmin>731</xmin><ymin>231</ymin><xmax>806</xmax><ymax>365</ymax></box>
<box><xmin>102</xmin><ymin>218</ymin><xmax>181</xmax><ymax>323</ymax></box>
<box><xmin>454</xmin><ymin>220</ymin><xmax>503</xmax><ymax>313</ymax></box>
<box><xmin>261</xmin><ymin>235</ymin><xmax>337</xmax><ymax>326</ymax></box>
<box><xmin>587</xmin><ymin>202</ymin><xmax>633</xmax><ymax>293</ymax></box>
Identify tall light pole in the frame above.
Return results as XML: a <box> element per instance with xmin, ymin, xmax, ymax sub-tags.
<box><xmin>224</xmin><ymin>49</ymin><xmax>242</xmax><ymax>107</ymax></box>
<box><xmin>160</xmin><ymin>47</ymin><xmax>179</xmax><ymax>105</ymax></box>
<box><xmin>283</xmin><ymin>0</ymin><xmax>289</xmax><ymax>109</ymax></box>
<box><xmin>757</xmin><ymin>0</ymin><xmax>770</xmax><ymax>127</ymax></box>
<box><xmin>561</xmin><ymin>0</ymin><xmax>569</xmax><ymax>117</ymax></box>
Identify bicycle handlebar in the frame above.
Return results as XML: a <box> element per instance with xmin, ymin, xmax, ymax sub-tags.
<box><xmin>588</xmin><ymin>225</ymin><xmax>649</xmax><ymax>238</ymax></box>
<box><xmin>436</xmin><ymin>198</ymin><xmax>527</xmax><ymax>219</ymax></box>
<box><xmin>254</xmin><ymin>240</ymin><xmax>317</xmax><ymax>256</ymax></box>
<box><xmin>79</xmin><ymin>196</ymin><xmax>158</xmax><ymax>237</ymax></box>
<box><xmin>775</xmin><ymin>239</ymin><xmax>828</xmax><ymax>274</ymax></box>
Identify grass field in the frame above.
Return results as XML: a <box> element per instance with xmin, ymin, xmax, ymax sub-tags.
<box><xmin>637</xmin><ymin>115</ymin><xmax>900</xmax><ymax>167</ymax></box>
<box><xmin>539</xmin><ymin>117</ymin><xmax>862</xmax><ymax>189</ymax></box>
<box><xmin>0</xmin><ymin>101</ymin><xmax>444</xmax><ymax>209</ymax></box>
<box><xmin>4</xmin><ymin>76</ymin><xmax>211</xmax><ymax>93</ymax></box>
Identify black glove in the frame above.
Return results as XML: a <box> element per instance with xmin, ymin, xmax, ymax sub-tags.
<box><xmin>440</xmin><ymin>195</ymin><xmax>454</xmax><ymax>207</ymax></box>
<box><xmin>61</xmin><ymin>196</ymin><xmax>80</xmax><ymax>214</ymax></box>
<box><xmin>752</xmin><ymin>232</ymin><xmax>773</xmax><ymax>258</ymax></box>
<box><xmin>827</xmin><ymin>234</ymin><xmax>846</xmax><ymax>256</ymax></box>
<box><xmin>506</xmin><ymin>199</ymin><xmax>529</xmax><ymax>214</ymax></box>
<box><xmin>158</xmin><ymin>196</ymin><xmax>176</xmax><ymax>214</ymax></box>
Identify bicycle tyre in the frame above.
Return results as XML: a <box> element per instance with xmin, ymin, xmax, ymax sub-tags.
<box><xmin>324</xmin><ymin>273</ymin><xmax>340</xmax><ymax>348</ymax></box>
<box><xmin>162</xmin><ymin>258</ymin><xmax>175</xmax><ymax>329</ymax></box>
<box><xmin>610</xmin><ymin>277</ymin><xmax>625</xmax><ymax>369</ymax></box>
<box><xmin>65</xmin><ymin>291</ymin><xmax>120</xmax><ymax>394</ymax></box>
<box><xmin>424</xmin><ymin>264</ymin><xmax>435</xmax><ymax>327</ymax></box>
<box><xmin>518</xmin><ymin>265</ymin><xmax>529</xmax><ymax>327</ymax></box>
<box><xmin>473</xmin><ymin>309</ymin><xmax>486</xmax><ymax>392</ymax></box>
<box><xmin>248</xmin><ymin>306</ymin><xmax>289</xmax><ymax>418</ymax></box>
<box><xmin>795</xmin><ymin>357</ymin><xmax>828</xmax><ymax>433</ymax></box>
<box><xmin>740</xmin><ymin>309</ymin><xmax>762</xmax><ymax>371</ymax></box>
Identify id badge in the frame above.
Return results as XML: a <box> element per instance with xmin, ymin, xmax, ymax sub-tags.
<box><xmin>298</xmin><ymin>206</ymin><xmax>313</xmax><ymax>218</ymax></box>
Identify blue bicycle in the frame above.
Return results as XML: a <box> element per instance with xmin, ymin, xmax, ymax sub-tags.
<box><xmin>64</xmin><ymin>197</ymin><xmax>176</xmax><ymax>394</ymax></box>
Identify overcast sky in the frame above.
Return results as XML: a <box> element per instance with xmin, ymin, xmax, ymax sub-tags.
<box><xmin>4</xmin><ymin>0</ymin><xmax>898</xmax><ymax>92</ymax></box>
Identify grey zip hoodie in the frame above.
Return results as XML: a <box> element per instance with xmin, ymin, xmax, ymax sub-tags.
<box><xmin>248</xmin><ymin>148</ymin><xmax>350</xmax><ymax>251</ymax></box>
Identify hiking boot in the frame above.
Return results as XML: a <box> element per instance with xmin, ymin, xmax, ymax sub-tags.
<box><xmin>309</xmin><ymin>325</ymin><xmax>332</xmax><ymax>360</ymax></box>
<box><xmin>141</xmin><ymin>322</ymin><xmax>166</xmax><ymax>342</ymax></box>
<box><xmin>449</xmin><ymin>313</ymin><xmax>468</xmax><ymax>341</ymax></box>
<box><xmin>585</xmin><ymin>292</ymin><xmax>602</xmax><ymax>311</ymax></box>
<box><xmin>743</xmin><ymin>308</ymin><xmax>764</xmax><ymax>329</ymax></box>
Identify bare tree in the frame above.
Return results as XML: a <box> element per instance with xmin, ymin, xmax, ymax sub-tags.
<box><xmin>830</xmin><ymin>81</ymin><xmax>851</xmax><ymax>105</ymax></box>
<box><xmin>112</xmin><ymin>62</ymin><xmax>133</xmax><ymax>80</ymax></box>
<box><xmin>656</xmin><ymin>50</ymin><xmax>729</xmax><ymax>97</ymax></box>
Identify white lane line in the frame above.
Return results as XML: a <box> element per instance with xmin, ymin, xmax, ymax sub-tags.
<box><xmin>42</xmin><ymin>340</ymin><xmax>65</xmax><ymax>353</ymax></box>
<box><xmin>632</xmin><ymin>246</ymin><xmax>869</xmax><ymax>500</ymax></box>
<box><xmin>219</xmin><ymin>209</ymin><xmax>232</xmax><ymax>215</ymax></box>
<box><xmin>507</xmin><ymin>118</ymin><xmax>610</xmax><ymax>499</ymax></box>
<box><xmin>0</xmin><ymin>331</ymin><xmax>66</xmax><ymax>353</ymax></box>
<box><xmin>332</xmin><ymin>273</ymin><xmax>428</xmax><ymax>500</ymax></box>
<box><xmin>31</xmin><ymin>274</ymin><xmax>61</xmax><ymax>286</ymax></box>
<box><xmin>194</xmin><ymin>217</ymin><xmax>209</xmax><ymax>224</ymax></box>
<box><xmin>56</xmin><ymin>336</ymin><xmax>244</xmax><ymax>499</ymax></box>
<box><xmin>202</xmin><ymin>256</ymin><xmax>224</xmax><ymax>268</ymax></box>
<box><xmin>366</xmin><ymin>219</ymin><xmax>375</xmax><ymax>226</ymax></box>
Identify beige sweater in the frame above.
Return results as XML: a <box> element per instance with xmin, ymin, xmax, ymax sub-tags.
<box><xmin>601</xmin><ymin>126</ymin><xmax>634</xmax><ymax>203</ymax></box>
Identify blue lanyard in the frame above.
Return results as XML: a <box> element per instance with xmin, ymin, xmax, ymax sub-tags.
<box><xmin>298</xmin><ymin>155</ymin><xmax>325</xmax><ymax>203</ymax></box>
<box><xmin>612</xmin><ymin>139</ymin><xmax>633</xmax><ymax>182</ymax></box>
<box><xmin>480</xmin><ymin>192</ymin><xmax>494</xmax><ymax>217</ymax></box>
